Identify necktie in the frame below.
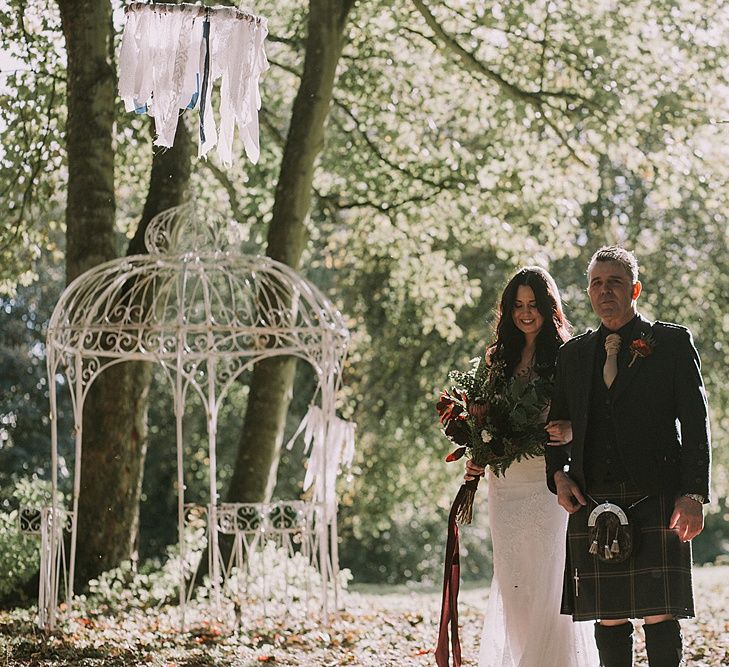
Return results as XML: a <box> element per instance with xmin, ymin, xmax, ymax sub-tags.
<box><xmin>603</xmin><ymin>333</ymin><xmax>621</xmax><ymax>389</ymax></box>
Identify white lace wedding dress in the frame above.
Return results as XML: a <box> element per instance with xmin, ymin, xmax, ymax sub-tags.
<box><xmin>478</xmin><ymin>455</ymin><xmax>599</xmax><ymax>667</ymax></box>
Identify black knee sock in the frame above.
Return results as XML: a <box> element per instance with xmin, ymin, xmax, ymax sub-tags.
<box><xmin>644</xmin><ymin>619</ymin><xmax>682</xmax><ymax>667</ymax></box>
<box><xmin>594</xmin><ymin>622</ymin><xmax>633</xmax><ymax>667</ymax></box>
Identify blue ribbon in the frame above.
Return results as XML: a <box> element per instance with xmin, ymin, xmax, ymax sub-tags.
<box><xmin>199</xmin><ymin>9</ymin><xmax>211</xmax><ymax>144</ymax></box>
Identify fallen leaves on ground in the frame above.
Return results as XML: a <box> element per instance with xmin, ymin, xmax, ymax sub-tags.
<box><xmin>0</xmin><ymin>567</ymin><xmax>727</xmax><ymax>666</ymax></box>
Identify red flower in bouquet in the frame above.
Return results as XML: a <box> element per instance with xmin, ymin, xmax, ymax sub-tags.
<box><xmin>445</xmin><ymin>446</ymin><xmax>467</xmax><ymax>462</ymax></box>
<box><xmin>444</xmin><ymin>418</ymin><xmax>470</xmax><ymax>448</ymax></box>
<box><xmin>628</xmin><ymin>332</ymin><xmax>656</xmax><ymax>367</ymax></box>
<box><xmin>436</xmin><ymin>389</ymin><xmax>467</xmax><ymax>426</ymax></box>
<box><xmin>437</xmin><ymin>388</ymin><xmax>472</xmax><ymax>459</ymax></box>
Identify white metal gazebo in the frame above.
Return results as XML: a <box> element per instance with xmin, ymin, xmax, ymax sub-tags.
<box><xmin>37</xmin><ymin>205</ymin><xmax>352</xmax><ymax>630</ymax></box>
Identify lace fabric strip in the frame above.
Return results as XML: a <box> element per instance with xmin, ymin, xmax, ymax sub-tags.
<box><xmin>118</xmin><ymin>3</ymin><xmax>269</xmax><ymax>165</ymax></box>
<box><xmin>285</xmin><ymin>405</ymin><xmax>356</xmax><ymax>522</ymax></box>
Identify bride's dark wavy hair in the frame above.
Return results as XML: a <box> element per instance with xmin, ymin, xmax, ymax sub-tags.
<box><xmin>488</xmin><ymin>267</ymin><xmax>571</xmax><ymax>378</ymax></box>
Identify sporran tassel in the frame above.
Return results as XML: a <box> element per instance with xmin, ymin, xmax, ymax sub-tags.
<box><xmin>589</xmin><ymin>539</ymin><xmax>599</xmax><ymax>555</ymax></box>
<box><xmin>604</xmin><ymin>525</ymin><xmax>614</xmax><ymax>559</ymax></box>
<box><xmin>611</xmin><ymin>538</ymin><xmax>620</xmax><ymax>554</ymax></box>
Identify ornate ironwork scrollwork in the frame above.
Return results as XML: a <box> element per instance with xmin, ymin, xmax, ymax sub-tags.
<box><xmin>19</xmin><ymin>507</ymin><xmax>42</xmax><ymax>534</ymax></box>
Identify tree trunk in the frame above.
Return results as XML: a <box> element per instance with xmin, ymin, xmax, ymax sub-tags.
<box><xmin>72</xmin><ymin>122</ymin><xmax>192</xmax><ymax>588</ymax></box>
<box><xmin>56</xmin><ymin>0</ymin><xmax>123</xmax><ymax>587</ymax></box>
<box><xmin>122</xmin><ymin>117</ymin><xmax>193</xmax><ymax>562</ymax></box>
<box><xmin>58</xmin><ymin>0</ymin><xmax>116</xmax><ymax>283</ymax></box>
<box><xmin>225</xmin><ymin>0</ymin><xmax>355</xmax><ymax>504</ymax></box>
<box><xmin>58</xmin><ymin>0</ymin><xmax>194</xmax><ymax>586</ymax></box>
<box><xmin>128</xmin><ymin>119</ymin><xmax>193</xmax><ymax>256</ymax></box>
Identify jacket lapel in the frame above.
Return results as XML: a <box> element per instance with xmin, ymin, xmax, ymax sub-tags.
<box><xmin>574</xmin><ymin>329</ymin><xmax>599</xmax><ymax>444</ymax></box>
<box><xmin>611</xmin><ymin>314</ymin><xmax>654</xmax><ymax>402</ymax></box>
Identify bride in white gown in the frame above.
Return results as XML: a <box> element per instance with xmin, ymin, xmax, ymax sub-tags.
<box><xmin>465</xmin><ymin>268</ymin><xmax>599</xmax><ymax>667</ymax></box>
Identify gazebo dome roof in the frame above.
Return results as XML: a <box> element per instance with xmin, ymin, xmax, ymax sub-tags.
<box><xmin>47</xmin><ymin>205</ymin><xmax>349</xmax><ymax>374</ymax></box>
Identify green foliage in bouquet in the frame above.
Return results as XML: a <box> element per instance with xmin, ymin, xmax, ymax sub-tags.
<box><xmin>437</xmin><ymin>356</ymin><xmax>553</xmax><ymax>476</ymax></box>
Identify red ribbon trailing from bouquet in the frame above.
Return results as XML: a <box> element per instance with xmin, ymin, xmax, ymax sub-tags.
<box><xmin>435</xmin><ymin>476</ymin><xmax>480</xmax><ymax>667</ymax></box>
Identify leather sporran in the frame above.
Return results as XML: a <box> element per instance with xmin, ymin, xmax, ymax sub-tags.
<box><xmin>587</xmin><ymin>501</ymin><xmax>636</xmax><ymax>564</ymax></box>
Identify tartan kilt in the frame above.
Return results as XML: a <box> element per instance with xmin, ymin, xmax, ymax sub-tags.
<box><xmin>561</xmin><ymin>485</ymin><xmax>695</xmax><ymax>621</ymax></box>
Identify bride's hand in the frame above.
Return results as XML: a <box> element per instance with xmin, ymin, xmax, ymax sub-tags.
<box><xmin>464</xmin><ymin>459</ymin><xmax>485</xmax><ymax>482</ymax></box>
<box><xmin>545</xmin><ymin>419</ymin><xmax>572</xmax><ymax>446</ymax></box>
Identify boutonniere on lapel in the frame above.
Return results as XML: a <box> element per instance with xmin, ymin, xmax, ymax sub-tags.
<box><xmin>628</xmin><ymin>331</ymin><xmax>656</xmax><ymax>367</ymax></box>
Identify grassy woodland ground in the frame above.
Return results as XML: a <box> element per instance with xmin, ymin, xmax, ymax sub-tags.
<box><xmin>0</xmin><ymin>566</ymin><xmax>727</xmax><ymax>666</ymax></box>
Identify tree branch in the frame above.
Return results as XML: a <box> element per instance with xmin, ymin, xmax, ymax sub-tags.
<box><xmin>259</xmin><ymin>107</ymin><xmax>287</xmax><ymax>148</ymax></box>
<box><xmin>411</xmin><ymin>0</ymin><xmax>545</xmax><ymax>105</ymax></box>
<box><xmin>538</xmin><ymin>5</ymin><xmax>552</xmax><ymax>92</ymax></box>
<box><xmin>267</xmin><ymin>56</ymin><xmax>301</xmax><ymax>80</ymax></box>
<box><xmin>411</xmin><ymin>0</ymin><xmax>595</xmax><ymax>164</ymax></box>
<box><xmin>320</xmin><ymin>186</ymin><xmax>449</xmax><ymax>213</ymax></box>
<box><xmin>267</xmin><ymin>33</ymin><xmax>304</xmax><ymax>49</ymax></box>
<box><xmin>330</xmin><ymin>100</ymin><xmax>476</xmax><ymax>190</ymax></box>
<box><xmin>400</xmin><ymin>25</ymin><xmax>438</xmax><ymax>47</ymax></box>
<box><xmin>539</xmin><ymin>109</ymin><xmax>590</xmax><ymax>167</ymax></box>
<box><xmin>201</xmin><ymin>159</ymin><xmax>260</xmax><ymax>227</ymax></box>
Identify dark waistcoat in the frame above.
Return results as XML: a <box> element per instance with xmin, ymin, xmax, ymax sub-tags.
<box><xmin>583</xmin><ymin>318</ymin><xmax>638</xmax><ymax>490</ymax></box>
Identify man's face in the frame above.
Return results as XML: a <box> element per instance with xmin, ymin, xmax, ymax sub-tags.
<box><xmin>587</xmin><ymin>260</ymin><xmax>639</xmax><ymax>327</ymax></box>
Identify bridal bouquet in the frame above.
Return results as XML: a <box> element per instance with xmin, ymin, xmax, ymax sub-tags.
<box><xmin>436</xmin><ymin>355</ymin><xmax>553</xmax><ymax>522</ymax></box>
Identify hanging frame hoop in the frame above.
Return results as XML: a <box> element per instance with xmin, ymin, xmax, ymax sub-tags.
<box><xmin>125</xmin><ymin>1</ymin><xmax>264</xmax><ymax>24</ymax></box>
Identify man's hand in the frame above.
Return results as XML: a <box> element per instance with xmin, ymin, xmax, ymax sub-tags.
<box><xmin>465</xmin><ymin>460</ymin><xmax>485</xmax><ymax>482</ymax></box>
<box><xmin>545</xmin><ymin>420</ymin><xmax>573</xmax><ymax>446</ymax></box>
<box><xmin>669</xmin><ymin>496</ymin><xmax>704</xmax><ymax>542</ymax></box>
<box><xmin>554</xmin><ymin>470</ymin><xmax>586</xmax><ymax>514</ymax></box>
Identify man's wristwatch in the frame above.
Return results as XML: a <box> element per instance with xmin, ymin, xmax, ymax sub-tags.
<box><xmin>682</xmin><ymin>493</ymin><xmax>705</xmax><ymax>504</ymax></box>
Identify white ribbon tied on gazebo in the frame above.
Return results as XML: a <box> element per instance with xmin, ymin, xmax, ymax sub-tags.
<box><xmin>118</xmin><ymin>3</ymin><xmax>269</xmax><ymax>165</ymax></box>
<box><xmin>287</xmin><ymin>405</ymin><xmax>356</xmax><ymax>521</ymax></box>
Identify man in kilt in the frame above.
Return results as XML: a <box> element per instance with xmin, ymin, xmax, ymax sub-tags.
<box><xmin>545</xmin><ymin>246</ymin><xmax>711</xmax><ymax>667</ymax></box>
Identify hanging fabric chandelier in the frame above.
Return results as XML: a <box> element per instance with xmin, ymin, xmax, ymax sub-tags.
<box><xmin>118</xmin><ymin>2</ymin><xmax>268</xmax><ymax>165</ymax></box>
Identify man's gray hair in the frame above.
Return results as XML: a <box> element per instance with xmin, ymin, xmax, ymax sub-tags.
<box><xmin>587</xmin><ymin>245</ymin><xmax>639</xmax><ymax>283</ymax></box>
